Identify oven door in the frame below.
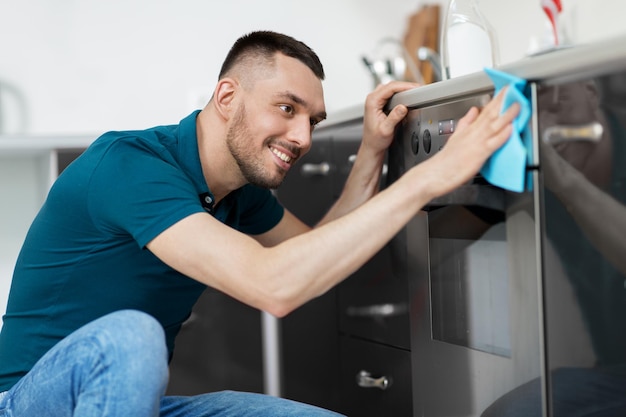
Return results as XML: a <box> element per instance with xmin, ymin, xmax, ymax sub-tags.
<box><xmin>536</xmin><ymin>72</ymin><xmax>626</xmax><ymax>416</ymax></box>
<box><xmin>407</xmin><ymin>185</ymin><xmax>544</xmax><ymax>417</ymax></box>
<box><xmin>394</xmin><ymin>96</ymin><xmax>545</xmax><ymax>417</ymax></box>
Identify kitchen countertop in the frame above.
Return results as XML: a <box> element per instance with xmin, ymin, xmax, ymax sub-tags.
<box><xmin>0</xmin><ymin>134</ymin><xmax>96</xmax><ymax>156</ymax></box>
<box><xmin>317</xmin><ymin>33</ymin><xmax>626</xmax><ymax>131</ymax></box>
<box><xmin>390</xmin><ymin>34</ymin><xmax>626</xmax><ymax>109</ymax></box>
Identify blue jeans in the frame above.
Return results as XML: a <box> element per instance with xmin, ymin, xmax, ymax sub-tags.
<box><xmin>0</xmin><ymin>310</ymin><xmax>344</xmax><ymax>417</ymax></box>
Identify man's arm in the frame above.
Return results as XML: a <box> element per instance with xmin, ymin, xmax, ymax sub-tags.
<box><xmin>147</xmin><ymin>86</ymin><xmax>518</xmax><ymax>318</ymax></box>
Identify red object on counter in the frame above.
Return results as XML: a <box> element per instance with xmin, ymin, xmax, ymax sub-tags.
<box><xmin>542</xmin><ymin>0</ymin><xmax>563</xmax><ymax>45</ymax></box>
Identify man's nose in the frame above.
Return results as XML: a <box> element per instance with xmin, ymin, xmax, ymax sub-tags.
<box><xmin>287</xmin><ymin>117</ymin><xmax>313</xmax><ymax>151</ymax></box>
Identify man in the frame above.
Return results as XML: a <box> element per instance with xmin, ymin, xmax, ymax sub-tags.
<box><xmin>0</xmin><ymin>31</ymin><xmax>518</xmax><ymax>416</ymax></box>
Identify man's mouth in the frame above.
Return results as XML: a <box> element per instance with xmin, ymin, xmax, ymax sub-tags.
<box><xmin>271</xmin><ymin>147</ymin><xmax>293</xmax><ymax>164</ymax></box>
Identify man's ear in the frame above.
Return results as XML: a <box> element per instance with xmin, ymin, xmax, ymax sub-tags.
<box><xmin>213</xmin><ymin>77</ymin><xmax>239</xmax><ymax>120</ymax></box>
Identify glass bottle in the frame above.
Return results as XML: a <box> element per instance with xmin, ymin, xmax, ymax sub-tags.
<box><xmin>440</xmin><ymin>0</ymin><xmax>500</xmax><ymax>80</ymax></box>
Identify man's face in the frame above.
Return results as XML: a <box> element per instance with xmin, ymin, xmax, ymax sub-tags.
<box><xmin>226</xmin><ymin>54</ymin><xmax>326</xmax><ymax>189</ymax></box>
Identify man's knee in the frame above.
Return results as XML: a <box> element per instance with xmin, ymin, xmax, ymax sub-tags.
<box><xmin>95</xmin><ymin>310</ymin><xmax>167</xmax><ymax>356</ymax></box>
<box><xmin>86</xmin><ymin>310</ymin><xmax>169</xmax><ymax>387</ymax></box>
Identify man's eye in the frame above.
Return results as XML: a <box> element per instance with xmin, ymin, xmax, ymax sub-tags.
<box><xmin>279</xmin><ymin>105</ymin><xmax>294</xmax><ymax>114</ymax></box>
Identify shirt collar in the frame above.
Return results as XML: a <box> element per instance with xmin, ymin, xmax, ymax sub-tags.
<box><xmin>176</xmin><ymin>110</ymin><xmax>242</xmax><ymax>216</ymax></box>
<box><xmin>177</xmin><ymin>111</ymin><xmax>215</xmax><ymax>210</ymax></box>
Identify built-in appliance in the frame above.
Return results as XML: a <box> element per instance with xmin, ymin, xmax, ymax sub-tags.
<box><xmin>388</xmin><ymin>35</ymin><xmax>626</xmax><ymax>416</ymax></box>
<box><xmin>391</xmin><ymin>94</ymin><xmax>543</xmax><ymax>416</ymax></box>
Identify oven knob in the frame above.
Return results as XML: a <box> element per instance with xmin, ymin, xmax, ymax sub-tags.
<box><xmin>411</xmin><ymin>131</ymin><xmax>419</xmax><ymax>155</ymax></box>
<box><xmin>423</xmin><ymin>129</ymin><xmax>432</xmax><ymax>154</ymax></box>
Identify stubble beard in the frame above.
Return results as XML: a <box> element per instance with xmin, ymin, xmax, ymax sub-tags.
<box><xmin>226</xmin><ymin>103</ymin><xmax>287</xmax><ymax>190</ymax></box>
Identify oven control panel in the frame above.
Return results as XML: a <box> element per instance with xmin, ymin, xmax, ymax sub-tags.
<box><xmin>398</xmin><ymin>94</ymin><xmax>491</xmax><ymax>167</ymax></box>
<box><xmin>391</xmin><ymin>93</ymin><xmax>508</xmax><ymax>210</ymax></box>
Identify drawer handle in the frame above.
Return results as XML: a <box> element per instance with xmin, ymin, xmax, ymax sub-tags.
<box><xmin>300</xmin><ymin>162</ymin><xmax>331</xmax><ymax>177</ymax></box>
<box><xmin>356</xmin><ymin>370</ymin><xmax>391</xmax><ymax>390</ymax></box>
<box><xmin>348</xmin><ymin>154</ymin><xmax>388</xmax><ymax>175</ymax></box>
<box><xmin>346</xmin><ymin>303</ymin><xmax>408</xmax><ymax>319</ymax></box>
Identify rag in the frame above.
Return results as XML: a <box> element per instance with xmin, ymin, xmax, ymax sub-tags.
<box><xmin>480</xmin><ymin>67</ymin><xmax>532</xmax><ymax>192</ymax></box>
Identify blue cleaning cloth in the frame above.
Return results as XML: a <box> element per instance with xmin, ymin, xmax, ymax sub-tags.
<box><xmin>480</xmin><ymin>67</ymin><xmax>532</xmax><ymax>192</ymax></box>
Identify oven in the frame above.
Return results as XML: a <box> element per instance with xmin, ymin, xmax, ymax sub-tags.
<box><xmin>388</xmin><ymin>34</ymin><xmax>626</xmax><ymax>417</ymax></box>
<box><xmin>391</xmin><ymin>93</ymin><xmax>544</xmax><ymax>416</ymax></box>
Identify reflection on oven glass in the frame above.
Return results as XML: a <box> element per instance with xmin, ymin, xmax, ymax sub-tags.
<box><xmin>429</xmin><ymin>214</ymin><xmax>511</xmax><ymax>358</ymax></box>
<box><xmin>483</xmin><ymin>71</ymin><xmax>626</xmax><ymax>417</ymax></box>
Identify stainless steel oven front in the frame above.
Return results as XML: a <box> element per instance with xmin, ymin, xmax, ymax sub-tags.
<box><xmin>389</xmin><ymin>93</ymin><xmax>545</xmax><ymax>417</ymax></box>
<box><xmin>388</xmin><ymin>36</ymin><xmax>626</xmax><ymax>417</ymax></box>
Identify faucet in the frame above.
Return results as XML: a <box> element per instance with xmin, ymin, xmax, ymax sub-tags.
<box><xmin>417</xmin><ymin>47</ymin><xmax>443</xmax><ymax>82</ymax></box>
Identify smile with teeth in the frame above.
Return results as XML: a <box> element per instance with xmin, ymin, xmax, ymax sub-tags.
<box><xmin>271</xmin><ymin>147</ymin><xmax>293</xmax><ymax>163</ymax></box>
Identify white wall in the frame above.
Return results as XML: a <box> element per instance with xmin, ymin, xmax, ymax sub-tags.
<box><xmin>0</xmin><ymin>0</ymin><xmax>431</xmax><ymax>136</ymax></box>
<box><xmin>3</xmin><ymin>0</ymin><xmax>624</xmax><ymax>135</ymax></box>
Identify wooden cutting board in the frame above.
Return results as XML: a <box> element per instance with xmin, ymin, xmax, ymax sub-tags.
<box><xmin>403</xmin><ymin>4</ymin><xmax>440</xmax><ymax>84</ymax></box>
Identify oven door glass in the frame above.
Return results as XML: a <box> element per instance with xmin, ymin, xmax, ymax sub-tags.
<box><xmin>537</xmin><ymin>74</ymin><xmax>626</xmax><ymax>416</ymax></box>
<box><xmin>429</xmin><ymin>205</ymin><xmax>512</xmax><ymax>358</ymax></box>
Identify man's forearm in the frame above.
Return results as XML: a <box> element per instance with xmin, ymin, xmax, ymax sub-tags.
<box><xmin>315</xmin><ymin>144</ymin><xmax>387</xmax><ymax>227</ymax></box>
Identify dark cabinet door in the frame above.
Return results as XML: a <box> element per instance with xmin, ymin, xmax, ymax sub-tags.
<box><xmin>335</xmin><ymin>125</ymin><xmax>411</xmax><ymax>350</ymax></box>
<box><xmin>276</xmin><ymin>135</ymin><xmax>341</xmax><ymax>410</ymax></box>
<box><xmin>167</xmin><ymin>288</ymin><xmax>264</xmax><ymax>395</ymax></box>
<box><xmin>338</xmin><ymin>335</ymin><xmax>413</xmax><ymax>417</ymax></box>
<box><xmin>337</xmin><ymin>237</ymin><xmax>410</xmax><ymax>350</ymax></box>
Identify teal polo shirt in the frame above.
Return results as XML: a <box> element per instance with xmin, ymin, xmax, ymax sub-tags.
<box><xmin>0</xmin><ymin>111</ymin><xmax>284</xmax><ymax>392</ymax></box>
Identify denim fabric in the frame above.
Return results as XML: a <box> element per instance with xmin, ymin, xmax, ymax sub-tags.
<box><xmin>0</xmin><ymin>310</ymin><xmax>344</xmax><ymax>417</ymax></box>
<box><xmin>160</xmin><ymin>392</ymin><xmax>345</xmax><ymax>417</ymax></box>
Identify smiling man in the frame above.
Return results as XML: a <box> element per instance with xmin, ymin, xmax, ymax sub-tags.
<box><xmin>0</xmin><ymin>31</ymin><xmax>518</xmax><ymax>416</ymax></box>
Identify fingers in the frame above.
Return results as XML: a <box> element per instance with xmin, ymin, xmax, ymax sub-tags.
<box><xmin>374</xmin><ymin>80</ymin><xmax>421</xmax><ymax>98</ymax></box>
<box><xmin>362</xmin><ymin>81</ymin><xmax>420</xmax><ymax>151</ymax></box>
<box><xmin>455</xmin><ymin>106</ymin><xmax>480</xmax><ymax>131</ymax></box>
<box><xmin>485</xmin><ymin>101</ymin><xmax>520</xmax><ymax>149</ymax></box>
<box><xmin>365</xmin><ymin>81</ymin><xmax>420</xmax><ymax>112</ymax></box>
<box><xmin>462</xmin><ymin>88</ymin><xmax>519</xmax><ymax>148</ymax></box>
<box><xmin>444</xmin><ymin>88</ymin><xmax>521</xmax><ymax>161</ymax></box>
<box><xmin>378</xmin><ymin>105</ymin><xmax>408</xmax><ymax>137</ymax></box>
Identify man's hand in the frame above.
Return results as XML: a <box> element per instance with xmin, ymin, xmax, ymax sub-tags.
<box><xmin>417</xmin><ymin>88</ymin><xmax>520</xmax><ymax>201</ymax></box>
<box><xmin>361</xmin><ymin>81</ymin><xmax>420</xmax><ymax>155</ymax></box>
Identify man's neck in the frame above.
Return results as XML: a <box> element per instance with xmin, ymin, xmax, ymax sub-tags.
<box><xmin>195</xmin><ymin>107</ymin><xmax>247</xmax><ymax>205</ymax></box>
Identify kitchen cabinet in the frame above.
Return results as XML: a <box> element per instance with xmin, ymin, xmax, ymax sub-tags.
<box><xmin>166</xmin><ymin>288</ymin><xmax>265</xmax><ymax>395</ymax></box>
<box><xmin>333</xmin><ymin>128</ymin><xmax>413</xmax><ymax>417</ymax></box>
<box><xmin>273</xmin><ymin>125</ymin><xmax>343</xmax><ymax>410</ymax></box>
<box><xmin>339</xmin><ymin>336</ymin><xmax>412</xmax><ymax>416</ymax></box>
<box><xmin>275</xmin><ymin>121</ymin><xmax>414</xmax><ymax>416</ymax></box>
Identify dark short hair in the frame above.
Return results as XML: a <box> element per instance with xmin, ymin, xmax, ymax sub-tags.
<box><xmin>218</xmin><ymin>31</ymin><xmax>325</xmax><ymax>81</ymax></box>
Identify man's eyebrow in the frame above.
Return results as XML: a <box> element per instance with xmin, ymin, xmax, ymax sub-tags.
<box><xmin>276</xmin><ymin>91</ymin><xmax>327</xmax><ymax>121</ymax></box>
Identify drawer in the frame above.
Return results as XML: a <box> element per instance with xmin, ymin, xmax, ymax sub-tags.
<box><xmin>338</xmin><ymin>335</ymin><xmax>413</xmax><ymax>417</ymax></box>
<box><xmin>338</xmin><ymin>236</ymin><xmax>411</xmax><ymax>349</ymax></box>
